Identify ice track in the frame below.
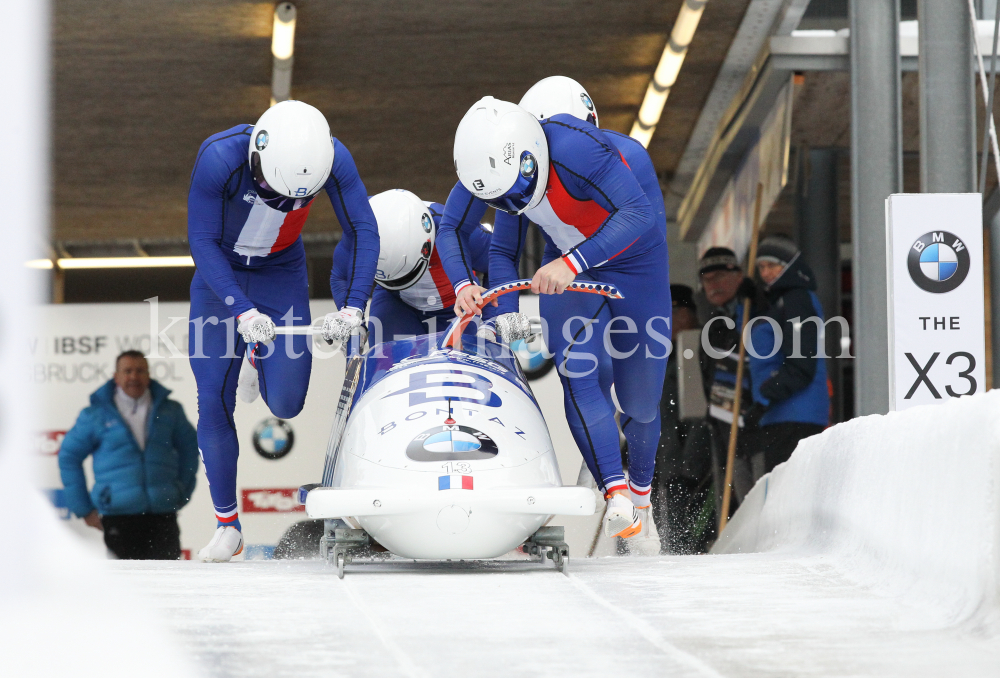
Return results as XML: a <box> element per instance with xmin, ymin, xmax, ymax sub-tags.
<box><xmin>111</xmin><ymin>392</ymin><xmax>1000</xmax><ymax>677</ymax></box>
<box><xmin>111</xmin><ymin>553</ymin><xmax>999</xmax><ymax>678</ymax></box>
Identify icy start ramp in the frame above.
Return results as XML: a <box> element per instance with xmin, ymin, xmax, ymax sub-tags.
<box><xmin>714</xmin><ymin>390</ymin><xmax>1000</xmax><ymax>631</ymax></box>
<box><xmin>111</xmin><ymin>554</ymin><xmax>1000</xmax><ymax>678</ymax></box>
<box><xmin>95</xmin><ymin>395</ymin><xmax>1000</xmax><ymax>678</ymax></box>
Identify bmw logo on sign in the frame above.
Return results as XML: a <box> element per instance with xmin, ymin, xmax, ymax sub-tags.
<box><xmin>907</xmin><ymin>231</ymin><xmax>971</xmax><ymax>294</ymax></box>
<box><xmin>406</xmin><ymin>425</ymin><xmax>498</xmax><ymax>462</ymax></box>
<box><xmin>252</xmin><ymin>417</ymin><xmax>294</xmax><ymax>460</ymax></box>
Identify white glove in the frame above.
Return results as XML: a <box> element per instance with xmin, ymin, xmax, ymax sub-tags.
<box><xmin>322</xmin><ymin>307</ymin><xmax>364</xmax><ymax>345</ymax></box>
<box><xmin>237</xmin><ymin>308</ymin><xmax>276</xmax><ymax>344</ymax></box>
<box><xmin>476</xmin><ymin>312</ymin><xmax>531</xmax><ymax>344</ymax></box>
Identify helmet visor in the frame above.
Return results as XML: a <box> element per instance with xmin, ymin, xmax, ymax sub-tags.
<box><xmin>484</xmin><ymin>151</ymin><xmax>539</xmax><ymax>214</ymax></box>
<box><xmin>376</xmin><ymin>257</ymin><xmax>429</xmax><ymax>291</ymax></box>
<box><xmin>251</xmin><ymin>151</ymin><xmax>323</xmax><ymax>200</ymax></box>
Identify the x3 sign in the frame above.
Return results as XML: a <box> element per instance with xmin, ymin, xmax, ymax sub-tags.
<box><xmin>886</xmin><ymin>194</ymin><xmax>986</xmax><ymax>411</ymax></box>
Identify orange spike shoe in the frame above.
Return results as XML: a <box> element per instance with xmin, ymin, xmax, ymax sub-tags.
<box><xmin>603</xmin><ymin>492</ymin><xmax>641</xmax><ymax>538</ymax></box>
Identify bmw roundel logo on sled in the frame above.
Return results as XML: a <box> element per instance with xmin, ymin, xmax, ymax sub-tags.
<box><xmin>406</xmin><ymin>424</ymin><xmax>498</xmax><ymax>462</ymax></box>
<box><xmin>252</xmin><ymin>417</ymin><xmax>294</xmax><ymax>460</ymax></box>
<box><xmin>255</xmin><ymin>130</ymin><xmax>269</xmax><ymax>151</ymax></box>
<box><xmin>907</xmin><ymin>231</ymin><xmax>970</xmax><ymax>294</ymax></box>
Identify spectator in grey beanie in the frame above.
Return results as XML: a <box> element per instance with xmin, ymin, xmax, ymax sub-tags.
<box><xmin>745</xmin><ymin>235</ymin><xmax>830</xmax><ymax>473</ymax></box>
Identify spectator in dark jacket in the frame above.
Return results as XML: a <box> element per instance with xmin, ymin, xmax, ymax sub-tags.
<box><xmin>59</xmin><ymin>351</ymin><xmax>199</xmax><ymax>560</ymax></box>
<box><xmin>697</xmin><ymin>247</ymin><xmax>764</xmax><ymax>525</ymax></box>
<box><xmin>747</xmin><ymin>236</ymin><xmax>830</xmax><ymax>473</ymax></box>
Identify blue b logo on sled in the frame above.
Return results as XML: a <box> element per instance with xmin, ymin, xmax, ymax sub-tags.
<box><xmin>907</xmin><ymin>231</ymin><xmax>970</xmax><ymax>294</ymax></box>
<box><xmin>383</xmin><ymin>369</ymin><xmax>502</xmax><ymax>407</ymax></box>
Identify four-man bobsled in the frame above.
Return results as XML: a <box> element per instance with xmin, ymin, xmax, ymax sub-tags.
<box><xmin>296</xmin><ymin>280</ymin><xmax>623</xmax><ymax>576</ymax></box>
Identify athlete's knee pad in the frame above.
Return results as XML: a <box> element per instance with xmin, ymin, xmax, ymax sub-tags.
<box><xmin>264</xmin><ymin>390</ymin><xmax>307</xmax><ymax>419</ymax></box>
<box><xmin>622</xmin><ymin>402</ymin><xmax>660</xmax><ymax>425</ymax></box>
<box><xmin>613</xmin><ymin>372</ymin><xmax>664</xmax><ymax>424</ymax></box>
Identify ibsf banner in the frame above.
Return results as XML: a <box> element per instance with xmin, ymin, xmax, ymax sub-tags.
<box><xmin>885</xmin><ymin>193</ymin><xmax>986</xmax><ymax>411</ymax></box>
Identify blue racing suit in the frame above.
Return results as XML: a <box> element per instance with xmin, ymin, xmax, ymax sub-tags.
<box><xmin>187</xmin><ymin>124</ymin><xmax>378</xmax><ymax>527</ymax></box>
<box><xmin>437</xmin><ymin>115</ymin><xmax>671</xmax><ymax>498</ymax></box>
<box><xmin>331</xmin><ymin>198</ymin><xmax>491</xmax><ymax>342</ymax></box>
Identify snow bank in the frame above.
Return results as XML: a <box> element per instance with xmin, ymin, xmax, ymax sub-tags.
<box><xmin>713</xmin><ymin>391</ymin><xmax>1000</xmax><ymax>629</ymax></box>
<box><xmin>0</xmin><ymin>490</ymin><xmax>204</xmax><ymax>677</ymax></box>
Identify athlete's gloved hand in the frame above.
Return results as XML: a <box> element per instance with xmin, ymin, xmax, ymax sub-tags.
<box><xmin>531</xmin><ymin>257</ymin><xmax>577</xmax><ymax>295</ymax></box>
<box><xmin>322</xmin><ymin>307</ymin><xmax>364</xmax><ymax>345</ymax></box>
<box><xmin>454</xmin><ymin>283</ymin><xmax>497</xmax><ymax>317</ymax></box>
<box><xmin>476</xmin><ymin>312</ymin><xmax>532</xmax><ymax>344</ymax></box>
<box><xmin>237</xmin><ymin>308</ymin><xmax>276</xmax><ymax>344</ymax></box>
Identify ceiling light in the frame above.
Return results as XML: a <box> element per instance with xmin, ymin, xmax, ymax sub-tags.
<box><xmin>630</xmin><ymin>0</ymin><xmax>707</xmax><ymax>148</ymax></box>
<box><xmin>271</xmin><ymin>3</ymin><xmax>297</xmax><ymax>106</ymax></box>
<box><xmin>24</xmin><ymin>256</ymin><xmax>195</xmax><ymax>269</ymax></box>
<box><xmin>271</xmin><ymin>3</ymin><xmax>297</xmax><ymax>61</ymax></box>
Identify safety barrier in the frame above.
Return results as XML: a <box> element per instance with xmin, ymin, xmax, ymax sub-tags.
<box><xmin>713</xmin><ymin>390</ymin><xmax>1000</xmax><ymax>628</ymax></box>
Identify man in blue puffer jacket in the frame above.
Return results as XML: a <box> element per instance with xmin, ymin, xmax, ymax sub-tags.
<box><xmin>745</xmin><ymin>236</ymin><xmax>830</xmax><ymax>474</ymax></box>
<box><xmin>59</xmin><ymin>351</ymin><xmax>199</xmax><ymax>559</ymax></box>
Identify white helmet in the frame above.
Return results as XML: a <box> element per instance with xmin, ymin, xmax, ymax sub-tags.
<box><xmin>248</xmin><ymin>100</ymin><xmax>334</xmax><ymax>199</ymax></box>
<box><xmin>370</xmin><ymin>189</ymin><xmax>435</xmax><ymax>290</ymax></box>
<box><xmin>519</xmin><ymin>76</ymin><xmax>598</xmax><ymax>127</ymax></box>
<box><xmin>453</xmin><ymin>97</ymin><xmax>549</xmax><ymax>215</ymax></box>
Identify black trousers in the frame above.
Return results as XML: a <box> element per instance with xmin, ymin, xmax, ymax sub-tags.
<box><xmin>758</xmin><ymin>422</ymin><xmax>825</xmax><ymax>474</ymax></box>
<box><xmin>102</xmin><ymin>512</ymin><xmax>181</xmax><ymax>560</ymax></box>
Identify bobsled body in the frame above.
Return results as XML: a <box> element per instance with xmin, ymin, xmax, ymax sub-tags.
<box><xmin>305</xmin><ymin>332</ymin><xmax>595</xmax><ymax>560</ymax></box>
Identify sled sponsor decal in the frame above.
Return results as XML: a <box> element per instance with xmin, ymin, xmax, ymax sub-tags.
<box><xmin>407</xmin><ymin>423</ymin><xmax>498</xmax><ymax>462</ymax></box>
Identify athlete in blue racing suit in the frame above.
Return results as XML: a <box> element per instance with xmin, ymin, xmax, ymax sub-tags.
<box><xmin>440</xmin><ymin>100</ymin><xmax>671</xmax><ymax>542</ymax></box>
<box><xmin>187</xmin><ymin>103</ymin><xmax>378</xmax><ymax>560</ymax></box>
<box><xmin>331</xmin><ymin>191</ymin><xmax>491</xmax><ymax>342</ymax></box>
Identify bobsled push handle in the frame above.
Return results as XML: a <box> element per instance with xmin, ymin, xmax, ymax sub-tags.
<box><xmin>441</xmin><ymin>279</ymin><xmax>624</xmax><ymax>349</ymax></box>
<box><xmin>273</xmin><ymin>318</ymin><xmax>369</xmax><ymax>356</ymax></box>
<box><xmin>272</xmin><ymin>326</ymin><xmax>324</xmax><ymax>335</ymax></box>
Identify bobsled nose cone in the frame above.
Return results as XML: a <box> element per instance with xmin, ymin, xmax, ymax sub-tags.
<box><xmin>437</xmin><ymin>505</ymin><xmax>470</xmax><ymax>534</ymax></box>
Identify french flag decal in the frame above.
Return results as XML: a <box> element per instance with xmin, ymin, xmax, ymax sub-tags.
<box><xmin>438</xmin><ymin>475</ymin><xmax>474</xmax><ymax>490</ymax></box>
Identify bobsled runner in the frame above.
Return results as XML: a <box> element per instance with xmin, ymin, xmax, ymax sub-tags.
<box><xmin>294</xmin><ymin>280</ymin><xmax>624</xmax><ymax>577</ymax></box>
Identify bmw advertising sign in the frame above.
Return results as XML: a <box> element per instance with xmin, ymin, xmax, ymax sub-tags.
<box><xmin>886</xmin><ymin>194</ymin><xmax>986</xmax><ymax>411</ymax></box>
<box><xmin>906</xmin><ymin>231</ymin><xmax>971</xmax><ymax>294</ymax></box>
<box><xmin>252</xmin><ymin>417</ymin><xmax>295</xmax><ymax>460</ymax></box>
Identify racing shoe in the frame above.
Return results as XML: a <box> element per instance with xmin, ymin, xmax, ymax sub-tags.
<box><xmin>198</xmin><ymin>526</ymin><xmax>244</xmax><ymax>563</ymax></box>
<box><xmin>237</xmin><ymin>354</ymin><xmax>259</xmax><ymax>404</ymax></box>
<box><xmin>626</xmin><ymin>507</ymin><xmax>662</xmax><ymax>556</ymax></box>
<box><xmin>603</xmin><ymin>493</ymin><xmax>641</xmax><ymax>539</ymax></box>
